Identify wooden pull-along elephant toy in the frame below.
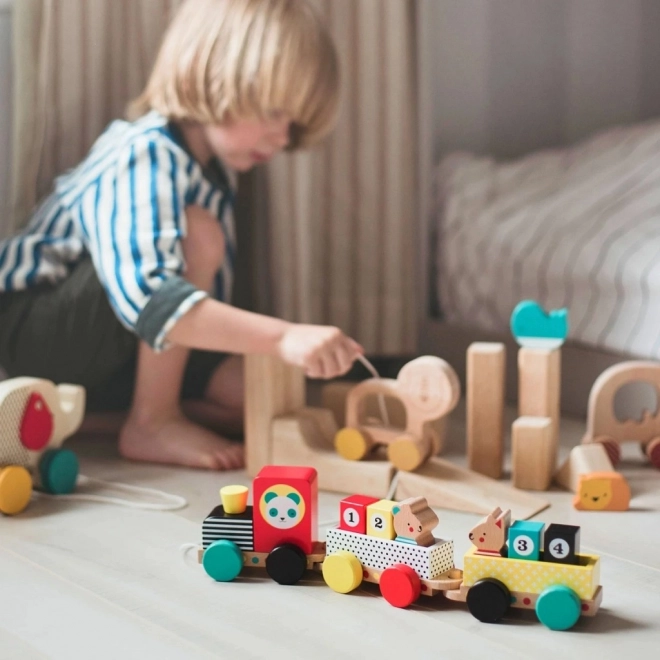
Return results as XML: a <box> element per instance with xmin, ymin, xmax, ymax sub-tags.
<box><xmin>582</xmin><ymin>361</ymin><xmax>660</xmax><ymax>469</ymax></box>
<box><xmin>334</xmin><ymin>356</ymin><xmax>460</xmax><ymax>471</ymax></box>
<box><xmin>0</xmin><ymin>377</ymin><xmax>85</xmax><ymax>515</ymax></box>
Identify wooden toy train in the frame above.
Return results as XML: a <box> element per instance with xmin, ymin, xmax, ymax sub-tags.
<box><xmin>199</xmin><ymin>466</ymin><xmax>603</xmax><ymax>631</ymax></box>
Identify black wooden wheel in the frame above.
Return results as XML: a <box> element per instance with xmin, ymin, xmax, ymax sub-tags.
<box><xmin>466</xmin><ymin>578</ymin><xmax>511</xmax><ymax>623</ymax></box>
<box><xmin>265</xmin><ymin>544</ymin><xmax>308</xmax><ymax>585</ymax></box>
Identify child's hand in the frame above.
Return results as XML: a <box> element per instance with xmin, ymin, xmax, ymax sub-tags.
<box><xmin>277</xmin><ymin>324</ymin><xmax>364</xmax><ymax>379</ymax></box>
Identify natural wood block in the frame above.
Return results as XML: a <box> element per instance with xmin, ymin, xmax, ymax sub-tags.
<box><xmin>518</xmin><ymin>348</ymin><xmax>561</xmax><ymax>474</ymax></box>
<box><xmin>511</xmin><ymin>416</ymin><xmax>554</xmax><ymax>491</ymax></box>
<box><xmin>467</xmin><ymin>343</ymin><xmax>505</xmax><ymax>478</ymax></box>
<box><xmin>245</xmin><ymin>355</ymin><xmax>306</xmax><ymax>477</ymax></box>
<box><xmin>555</xmin><ymin>444</ymin><xmax>614</xmax><ymax>492</ymax></box>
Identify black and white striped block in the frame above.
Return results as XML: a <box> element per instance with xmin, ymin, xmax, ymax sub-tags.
<box><xmin>202</xmin><ymin>505</ymin><xmax>254</xmax><ymax>551</ymax></box>
<box><xmin>326</xmin><ymin>527</ymin><xmax>454</xmax><ymax>579</ymax></box>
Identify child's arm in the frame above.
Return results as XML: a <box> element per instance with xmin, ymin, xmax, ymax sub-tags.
<box><xmin>167</xmin><ymin>298</ymin><xmax>363</xmax><ymax>379</ymax></box>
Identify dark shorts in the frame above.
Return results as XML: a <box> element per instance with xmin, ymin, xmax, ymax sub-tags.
<box><xmin>0</xmin><ymin>259</ymin><xmax>228</xmax><ymax>412</ymax></box>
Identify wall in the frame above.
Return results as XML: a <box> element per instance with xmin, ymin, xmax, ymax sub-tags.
<box><xmin>417</xmin><ymin>0</ymin><xmax>660</xmax><ymax>326</ymax></box>
<box><xmin>0</xmin><ymin>0</ymin><xmax>12</xmax><ymax>238</ymax></box>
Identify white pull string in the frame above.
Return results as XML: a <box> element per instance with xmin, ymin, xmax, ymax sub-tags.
<box><xmin>33</xmin><ymin>474</ymin><xmax>188</xmax><ymax>511</ymax></box>
<box><xmin>356</xmin><ymin>354</ymin><xmax>390</xmax><ymax>427</ymax></box>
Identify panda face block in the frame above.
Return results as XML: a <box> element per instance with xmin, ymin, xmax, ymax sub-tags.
<box><xmin>260</xmin><ymin>485</ymin><xmax>306</xmax><ymax>530</ymax></box>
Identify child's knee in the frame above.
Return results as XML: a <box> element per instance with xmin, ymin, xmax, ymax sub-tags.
<box><xmin>183</xmin><ymin>205</ymin><xmax>226</xmax><ymax>272</ymax></box>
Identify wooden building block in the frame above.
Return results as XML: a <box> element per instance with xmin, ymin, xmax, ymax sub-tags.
<box><xmin>367</xmin><ymin>500</ymin><xmax>398</xmax><ymax>540</ymax></box>
<box><xmin>511</xmin><ymin>416</ymin><xmax>554</xmax><ymax>491</ymax></box>
<box><xmin>508</xmin><ymin>520</ymin><xmax>545</xmax><ymax>561</ymax></box>
<box><xmin>245</xmin><ymin>355</ymin><xmax>306</xmax><ymax>476</ymax></box>
<box><xmin>466</xmin><ymin>343</ymin><xmax>506</xmax><ymax>478</ymax></box>
<box><xmin>518</xmin><ymin>347</ymin><xmax>561</xmax><ymax>474</ymax></box>
<box><xmin>252</xmin><ymin>465</ymin><xmax>317</xmax><ymax>555</ymax></box>
<box><xmin>392</xmin><ymin>497</ymin><xmax>439</xmax><ymax>547</ymax></box>
<box><xmin>339</xmin><ymin>494</ymin><xmax>379</xmax><ymax>534</ymax></box>
<box><xmin>395</xmin><ymin>457</ymin><xmax>549</xmax><ymax>520</ymax></box>
<box><xmin>271</xmin><ymin>407</ymin><xmax>394</xmax><ymax>498</ymax></box>
<box><xmin>468</xmin><ymin>507</ymin><xmax>511</xmax><ymax>556</ymax></box>
<box><xmin>555</xmin><ymin>444</ymin><xmax>614</xmax><ymax>492</ymax></box>
<box><xmin>543</xmin><ymin>523</ymin><xmax>580</xmax><ymax>565</ymax></box>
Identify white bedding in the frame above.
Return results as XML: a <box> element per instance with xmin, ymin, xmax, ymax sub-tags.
<box><xmin>433</xmin><ymin>120</ymin><xmax>660</xmax><ymax>359</ymax></box>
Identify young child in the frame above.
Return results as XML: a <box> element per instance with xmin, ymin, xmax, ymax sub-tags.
<box><xmin>0</xmin><ymin>0</ymin><xmax>362</xmax><ymax>471</ymax></box>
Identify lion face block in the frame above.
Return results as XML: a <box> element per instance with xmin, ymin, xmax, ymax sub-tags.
<box><xmin>574</xmin><ymin>472</ymin><xmax>631</xmax><ymax>511</ymax></box>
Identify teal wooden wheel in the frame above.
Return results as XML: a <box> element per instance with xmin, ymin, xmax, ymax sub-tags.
<box><xmin>38</xmin><ymin>449</ymin><xmax>79</xmax><ymax>494</ymax></box>
<box><xmin>203</xmin><ymin>540</ymin><xmax>244</xmax><ymax>582</ymax></box>
<box><xmin>535</xmin><ymin>585</ymin><xmax>581</xmax><ymax>630</ymax></box>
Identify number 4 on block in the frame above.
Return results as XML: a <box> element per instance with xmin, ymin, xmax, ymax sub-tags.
<box><xmin>543</xmin><ymin>523</ymin><xmax>580</xmax><ymax>565</ymax></box>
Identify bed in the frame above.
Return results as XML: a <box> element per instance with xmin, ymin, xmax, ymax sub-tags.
<box><xmin>415</xmin><ymin>0</ymin><xmax>660</xmax><ymax>416</ymax></box>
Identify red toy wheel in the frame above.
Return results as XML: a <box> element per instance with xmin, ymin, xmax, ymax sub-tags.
<box><xmin>643</xmin><ymin>436</ymin><xmax>660</xmax><ymax>469</ymax></box>
<box><xmin>379</xmin><ymin>564</ymin><xmax>421</xmax><ymax>608</ymax></box>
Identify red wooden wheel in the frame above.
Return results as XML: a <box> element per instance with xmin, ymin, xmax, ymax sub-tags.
<box><xmin>379</xmin><ymin>564</ymin><xmax>421</xmax><ymax>608</ymax></box>
<box><xmin>643</xmin><ymin>436</ymin><xmax>660</xmax><ymax>469</ymax></box>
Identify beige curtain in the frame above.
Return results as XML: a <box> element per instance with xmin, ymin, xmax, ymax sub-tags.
<box><xmin>266</xmin><ymin>0</ymin><xmax>418</xmax><ymax>355</ymax></box>
<box><xmin>9</xmin><ymin>0</ymin><xmax>183</xmax><ymax>232</ymax></box>
<box><xmin>10</xmin><ymin>0</ymin><xmax>418</xmax><ymax>356</ymax></box>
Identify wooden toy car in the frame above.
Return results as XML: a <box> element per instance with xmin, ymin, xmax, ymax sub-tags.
<box><xmin>333</xmin><ymin>356</ymin><xmax>460</xmax><ymax>471</ymax></box>
<box><xmin>0</xmin><ymin>378</ymin><xmax>85</xmax><ymax>515</ymax></box>
<box><xmin>582</xmin><ymin>361</ymin><xmax>660</xmax><ymax>469</ymax></box>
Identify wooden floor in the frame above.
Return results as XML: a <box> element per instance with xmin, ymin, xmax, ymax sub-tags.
<box><xmin>2</xmin><ymin>403</ymin><xmax>659</xmax><ymax>659</ymax></box>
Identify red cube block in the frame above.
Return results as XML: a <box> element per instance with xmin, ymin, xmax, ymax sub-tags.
<box><xmin>339</xmin><ymin>494</ymin><xmax>379</xmax><ymax>535</ymax></box>
<box><xmin>253</xmin><ymin>466</ymin><xmax>318</xmax><ymax>555</ymax></box>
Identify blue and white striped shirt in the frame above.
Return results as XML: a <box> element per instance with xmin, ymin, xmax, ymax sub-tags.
<box><xmin>0</xmin><ymin>112</ymin><xmax>236</xmax><ymax>351</ymax></box>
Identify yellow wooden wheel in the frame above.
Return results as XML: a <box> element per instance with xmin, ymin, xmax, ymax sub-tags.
<box><xmin>388</xmin><ymin>434</ymin><xmax>429</xmax><ymax>471</ymax></box>
<box><xmin>0</xmin><ymin>466</ymin><xmax>33</xmax><ymax>515</ymax></box>
<box><xmin>334</xmin><ymin>427</ymin><xmax>372</xmax><ymax>461</ymax></box>
<box><xmin>322</xmin><ymin>551</ymin><xmax>363</xmax><ymax>594</ymax></box>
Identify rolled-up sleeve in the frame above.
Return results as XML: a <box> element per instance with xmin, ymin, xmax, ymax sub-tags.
<box><xmin>86</xmin><ymin>134</ymin><xmax>207</xmax><ymax>351</ymax></box>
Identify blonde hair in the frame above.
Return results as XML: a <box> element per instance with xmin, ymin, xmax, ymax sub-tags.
<box><xmin>128</xmin><ymin>0</ymin><xmax>339</xmax><ymax>149</ymax></box>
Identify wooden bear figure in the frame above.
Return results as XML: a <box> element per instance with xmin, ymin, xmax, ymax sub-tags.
<box><xmin>469</xmin><ymin>507</ymin><xmax>511</xmax><ymax>556</ymax></box>
<box><xmin>392</xmin><ymin>496</ymin><xmax>439</xmax><ymax>547</ymax></box>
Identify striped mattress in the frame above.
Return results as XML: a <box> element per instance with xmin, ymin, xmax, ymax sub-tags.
<box><xmin>432</xmin><ymin>120</ymin><xmax>660</xmax><ymax>359</ymax></box>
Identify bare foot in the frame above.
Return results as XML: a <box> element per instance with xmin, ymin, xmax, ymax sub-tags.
<box><xmin>119</xmin><ymin>412</ymin><xmax>244</xmax><ymax>471</ymax></box>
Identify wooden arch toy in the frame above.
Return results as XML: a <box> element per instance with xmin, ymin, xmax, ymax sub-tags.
<box><xmin>334</xmin><ymin>356</ymin><xmax>460</xmax><ymax>471</ymax></box>
<box><xmin>582</xmin><ymin>361</ymin><xmax>660</xmax><ymax>469</ymax></box>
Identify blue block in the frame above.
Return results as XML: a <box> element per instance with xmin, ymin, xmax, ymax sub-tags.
<box><xmin>508</xmin><ymin>521</ymin><xmax>545</xmax><ymax>561</ymax></box>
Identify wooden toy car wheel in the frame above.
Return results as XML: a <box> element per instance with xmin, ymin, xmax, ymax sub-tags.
<box><xmin>379</xmin><ymin>564</ymin><xmax>421</xmax><ymax>608</ymax></box>
<box><xmin>266</xmin><ymin>543</ymin><xmax>308</xmax><ymax>585</ymax></box>
<box><xmin>642</xmin><ymin>436</ymin><xmax>660</xmax><ymax>469</ymax></box>
<box><xmin>425</xmin><ymin>423</ymin><xmax>443</xmax><ymax>456</ymax></box>
<box><xmin>466</xmin><ymin>578</ymin><xmax>511</xmax><ymax>623</ymax></box>
<box><xmin>387</xmin><ymin>433</ymin><xmax>431</xmax><ymax>472</ymax></box>
<box><xmin>322</xmin><ymin>551</ymin><xmax>363</xmax><ymax>594</ymax></box>
<box><xmin>334</xmin><ymin>427</ymin><xmax>374</xmax><ymax>461</ymax></box>
<box><xmin>202</xmin><ymin>540</ymin><xmax>244</xmax><ymax>582</ymax></box>
<box><xmin>589</xmin><ymin>435</ymin><xmax>621</xmax><ymax>466</ymax></box>
<box><xmin>0</xmin><ymin>466</ymin><xmax>33</xmax><ymax>515</ymax></box>
<box><xmin>38</xmin><ymin>449</ymin><xmax>79</xmax><ymax>494</ymax></box>
<box><xmin>535</xmin><ymin>585</ymin><xmax>581</xmax><ymax>630</ymax></box>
